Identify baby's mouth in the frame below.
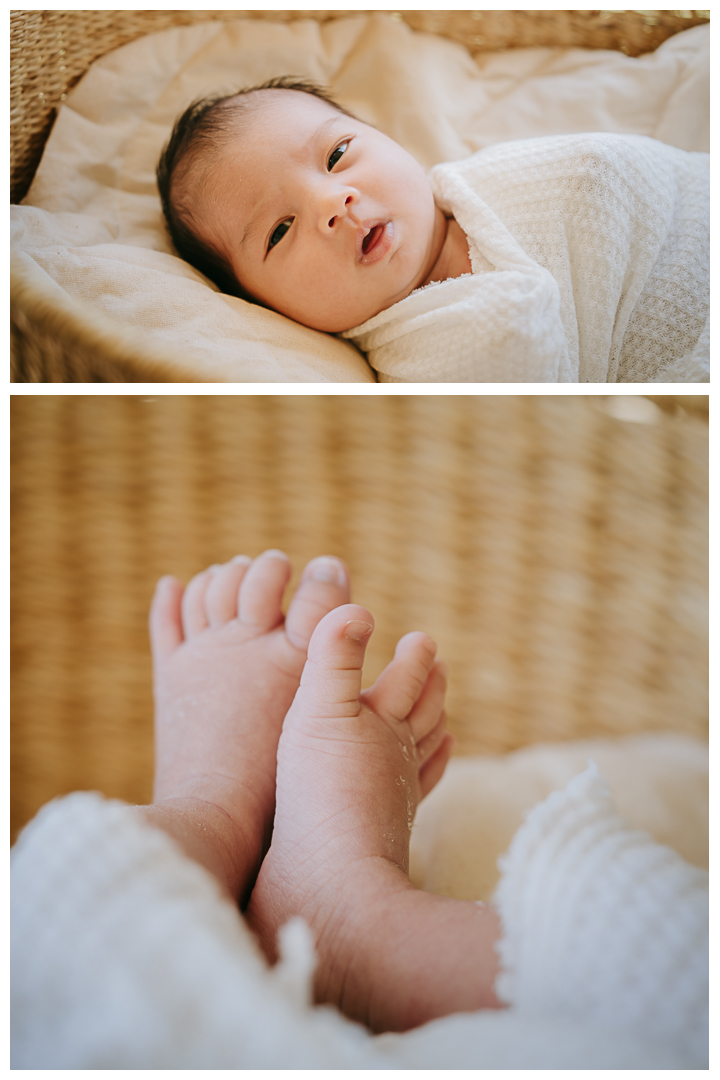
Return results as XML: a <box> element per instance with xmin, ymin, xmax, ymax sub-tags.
<box><xmin>362</xmin><ymin>224</ymin><xmax>384</xmax><ymax>255</ymax></box>
<box><xmin>358</xmin><ymin>221</ymin><xmax>394</xmax><ymax>266</ymax></box>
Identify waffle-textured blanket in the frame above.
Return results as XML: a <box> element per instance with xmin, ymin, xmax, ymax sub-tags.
<box><xmin>11</xmin><ymin>766</ymin><xmax>707</xmax><ymax>1069</ymax></box>
<box><xmin>345</xmin><ymin>133</ymin><xmax>709</xmax><ymax>383</ymax></box>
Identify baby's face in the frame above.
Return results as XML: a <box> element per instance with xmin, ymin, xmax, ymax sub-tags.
<box><xmin>200</xmin><ymin>91</ymin><xmax>443</xmax><ymax>332</ymax></box>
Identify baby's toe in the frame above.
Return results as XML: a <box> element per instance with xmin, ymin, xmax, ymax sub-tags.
<box><xmin>363</xmin><ymin>632</ymin><xmax>437</xmax><ymax>724</ymax></box>
<box><xmin>237</xmin><ymin>550</ymin><xmax>292</xmax><ymax>633</ymax></box>
<box><xmin>205</xmin><ymin>555</ymin><xmax>252</xmax><ymax>627</ymax></box>
<box><xmin>149</xmin><ymin>575</ymin><xmax>184</xmax><ymax>661</ymax></box>
<box><xmin>284</xmin><ymin>556</ymin><xmax>351</xmax><ymax>652</ymax></box>
<box><xmin>406</xmin><ymin>661</ymin><xmax>448</xmax><ymax>744</ymax></box>
<box><xmin>418</xmin><ymin>732</ymin><xmax>454</xmax><ymax>799</ymax></box>
<box><xmin>294</xmin><ymin>604</ymin><xmax>374</xmax><ymax>718</ymax></box>
<box><xmin>181</xmin><ymin>567</ymin><xmax>214</xmax><ymax>637</ymax></box>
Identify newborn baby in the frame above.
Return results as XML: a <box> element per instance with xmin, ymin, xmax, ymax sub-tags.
<box><xmin>158</xmin><ymin>78</ymin><xmax>709</xmax><ymax>383</ymax></box>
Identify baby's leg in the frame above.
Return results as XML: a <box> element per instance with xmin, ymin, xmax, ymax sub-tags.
<box><xmin>246</xmin><ymin>605</ymin><xmax>503</xmax><ymax>1032</ymax></box>
<box><xmin>145</xmin><ymin>551</ymin><xmax>350</xmax><ymax>905</ymax></box>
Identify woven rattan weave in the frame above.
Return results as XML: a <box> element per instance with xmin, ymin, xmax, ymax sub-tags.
<box><xmin>9</xmin><ymin>9</ymin><xmax>710</xmax><ymax>381</ymax></box>
<box><xmin>11</xmin><ymin>395</ymin><xmax>708</xmax><ymax>840</ymax></box>
<box><xmin>9</xmin><ymin>9</ymin><xmax>710</xmax><ymax>205</ymax></box>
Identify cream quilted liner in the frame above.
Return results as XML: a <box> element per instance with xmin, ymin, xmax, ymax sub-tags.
<box><xmin>11</xmin><ymin>395</ymin><xmax>708</xmax><ymax>840</ymax></box>
<box><xmin>10</xmin><ymin>10</ymin><xmax>710</xmax><ymax>204</ymax></box>
<box><xmin>10</xmin><ymin>9</ymin><xmax>709</xmax><ymax>382</ymax></box>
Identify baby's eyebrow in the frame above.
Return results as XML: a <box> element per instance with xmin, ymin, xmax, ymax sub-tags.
<box><xmin>316</xmin><ymin>116</ymin><xmax>341</xmax><ymax>139</ymax></box>
<box><xmin>241</xmin><ymin>215</ymin><xmax>263</xmax><ymax>250</ymax></box>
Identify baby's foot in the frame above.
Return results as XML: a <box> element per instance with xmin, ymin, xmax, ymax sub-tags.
<box><xmin>246</xmin><ymin>604</ymin><xmax>455</xmax><ymax>1023</ymax></box>
<box><xmin>149</xmin><ymin>551</ymin><xmax>350</xmax><ymax>904</ymax></box>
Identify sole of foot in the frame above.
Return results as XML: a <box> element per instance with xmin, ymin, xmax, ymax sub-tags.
<box><xmin>246</xmin><ymin>603</ymin><xmax>453</xmax><ymax>996</ymax></box>
<box><xmin>148</xmin><ymin>550</ymin><xmax>352</xmax><ymax>901</ymax></box>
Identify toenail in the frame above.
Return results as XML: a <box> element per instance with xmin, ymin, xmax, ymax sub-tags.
<box><xmin>262</xmin><ymin>548</ymin><xmax>289</xmax><ymax>560</ymax></box>
<box><xmin>232</xmin><ymin>554</ymin><xmax>252</xmax><ymax>565</ymax></box>
<box><xmin>308</xmin><ymin>557</ymin><xmax>345</xmax><ymax>585</ymax></box>
<box><xmin>344</xmin><ymin>620</ymin><xmax>373</xmax><ymax>643</ymax></box>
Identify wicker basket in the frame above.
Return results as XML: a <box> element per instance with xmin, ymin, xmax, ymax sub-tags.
<box><xmin>10</xmin><ymin>9</ymin><xmax>710</xmax><ymax>382</ymax></box>
<box><xmin>11</xmin><ymin>395</ymin><xmax>708</xmax><ymax>839</ymax></box>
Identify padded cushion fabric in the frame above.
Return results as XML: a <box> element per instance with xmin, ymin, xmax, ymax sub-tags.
<box><xmin>11</xmin><ymin>16</ymin><xmax>709</xmax><ymax>382</ymax></box>
<box><xmin>410</xmin><ymin>732</ymin><xmax>708</xmax><ymax>902</ymax></box>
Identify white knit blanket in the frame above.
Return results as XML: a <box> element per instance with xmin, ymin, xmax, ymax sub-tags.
<box><xmin>12</xmin><ymin>750</ymin><xmax>707</xmax><ymax>1069</ymax></box>
<box><xmin>344</xmin><ymin>133</ymin><xmax>709</xmax><ymax>383</ymax></box>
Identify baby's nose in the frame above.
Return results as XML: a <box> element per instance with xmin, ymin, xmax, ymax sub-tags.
<box><xmin>323</xmin><ymin>193</ymin><xmax>357</xmax><ymax>232</ymax></box>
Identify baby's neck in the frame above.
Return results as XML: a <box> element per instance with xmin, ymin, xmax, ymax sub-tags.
<box><xmin>420</xmin><ymin>209</ymin><xmax>472</xmax><ymax>287</ymax></box>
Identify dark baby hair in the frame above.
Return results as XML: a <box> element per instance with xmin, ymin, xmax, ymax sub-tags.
<box><xmin>156</xmin><ymin>76</ymin><xmax>355</xmax><ymax>299</ymax></box>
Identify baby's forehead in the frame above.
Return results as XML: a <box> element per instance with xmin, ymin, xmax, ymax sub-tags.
<box><xmin>228</xmin><ymin>88</ymin><xmax>343</xmax><ymax>131</ymax></box>
<box><xmin>217</xmin><ymin>91</ymin><xmax>346</xmax><ymax>176</ymax></box>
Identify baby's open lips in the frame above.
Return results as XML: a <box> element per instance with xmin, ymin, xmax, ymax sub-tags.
<box><xmin>357</xmin><ymin>220</ymin><xmax>395</xmax><ymax>265</ymax></box>
<box><xmin>362</xmin><ymin>224</ymin><xmax>384</xmax><ymax>254</ymax></box>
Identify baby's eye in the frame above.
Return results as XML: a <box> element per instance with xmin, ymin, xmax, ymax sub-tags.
<box><xmin>268</xmin><ymin>219</ymin><xmax>293</xmax><ymax>251</ymax></box>
<box><xmin>328</xmin><ymin>142</ymin><xmax>348</xmax><ymax>171</ymax></box>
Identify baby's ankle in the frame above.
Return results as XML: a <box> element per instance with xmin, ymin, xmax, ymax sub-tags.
<box><xmin>284</xmin><ymin>858</ymin><xmax>503</xmax><ymax>1033</ymax></box>
<box><xmin>143</xmin><ymin>793</ymin><xmax>263</xmax><ymax>905</ymax></box>
<box><xmin>150</xmin><ymin>751</ymin><xmax>269</xmax><ymax>904</ymax></box>
<box><xmin>309</xmin><ymin>857</ymin><xmax>416</xmax><ymax>1022</ymax></box>
<box><xmin>248</xmin><ymin>847</ymin><xmax>414</xmax><ymax>1018</ymax></box>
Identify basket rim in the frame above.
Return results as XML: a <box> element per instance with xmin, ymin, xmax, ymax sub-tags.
<box><xmin>10</xmin><ymin>9</ymin><xmax>711</xmax><ymax>204</ymax></box>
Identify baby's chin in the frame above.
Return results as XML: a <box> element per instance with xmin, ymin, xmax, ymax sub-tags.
<box><xmin>292</xmin><ymin>303</ymin><xmax>390</xmax><ymax>334</ymax></box>
<box><xmin>288</xmin><ymin>279</ymin><xmax>422</xmax><ymax>334</ymax></box>
<box><xmin>300</xmin><ymin>305</ymin><xmax>387</xmax><ymax>335</ymax></box>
